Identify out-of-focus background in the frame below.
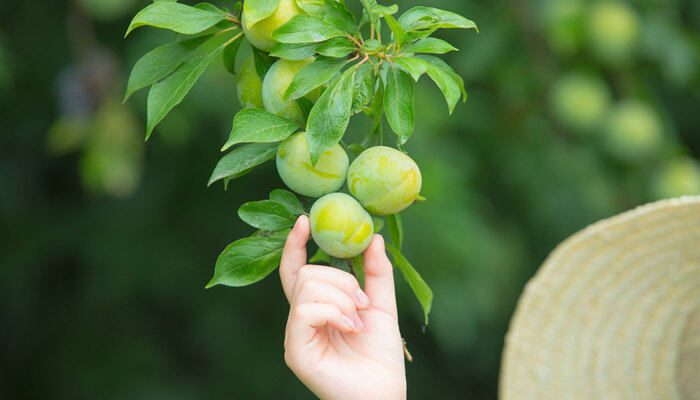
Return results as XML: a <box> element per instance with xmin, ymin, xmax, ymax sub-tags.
<box><xmin>1</xmin><ymin>0</ymin><xmax>699</xmax><ymax>398</ymax></box>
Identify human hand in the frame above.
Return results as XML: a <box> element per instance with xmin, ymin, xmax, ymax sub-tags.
<box><xmin>280</xmin><ymin>215</ymin><xmax>407</xmax><ymax>400</ymax></box>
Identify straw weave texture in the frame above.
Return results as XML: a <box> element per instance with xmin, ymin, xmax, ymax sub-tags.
<box><xmin>500</xmin><ymin>196</ymin><xmax>700</xmax><ymax>400</ymax></box>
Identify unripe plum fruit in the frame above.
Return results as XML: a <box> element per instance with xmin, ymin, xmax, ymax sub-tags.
<box><xmin>242</xmin><ymin>0</ymin><xmax>303</xmax><ymax>52</ymax></box>
<box><xmin>310</xmin><ymin>193</ymin><xmax>374</xmax><ymax>258</ymax></box>
<box><xmin>236</xmin><ymin>55</ymin><xmax>264</xmax><ymax>109</ymax></box>
<box><xmin>587</xmin><ymin>2</ymin><xmax>639</xmax><ymax>65</ymax></box>
<box><xmin>604</xmin><ymin>100</ymin><xmax>664</xmax><ymax>162</ymax></box>
<box><xmin>347</xmin><ymin>146</ymin><xmax>422</xmax><ymax>215</ymax></box>
<box><xmin>263</xmin><ymin>58</ymin><xmax>321</xmax><ymax>123</ymax></box>
<box><xmin>550</xmin><ymin>72</ymin><xmax>611</xmax><ymax>133</ymax></box>
<box><xmin>276</xmin><ymin>132</ymin><xmax>349</xmax><ymax>198</ymax></box>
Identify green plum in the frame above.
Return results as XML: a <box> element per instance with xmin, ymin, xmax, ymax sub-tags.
<box><xmin>604</xmin><ymin>100</ymin><xmax>664</xmax><ymax>162</ymax></box>
<box><xmin>542</xmin><ymin>0</ymin><xmax>585</xmax><ymax>56</ymax></box>
<box><xmin>242</xmin><ymin>0</ymin><xmax>303</xmax><ymax>52</ymax></box>
<box><xmin>550</xmin><ymin>72</ymin><xmax>611</xmax><ymax>133</ymax></box>
<box><xmin>310</xmin><ymin>193</ymin><xmax>374</xmax><ymax>258</ymax></box>
<box><xmin>236</xmin><ymin>55</ymin><xmax>264</xmax><ymax>109</ymax></box>
<box><xmin>587</xmin><ymin>2</ymin><xmax>639</xmax><ymax>66</ymax></box>
<box><xmin>276</xmin><ymin>132</ymin><xmax>349</xmax><ymax>198</ymax></box>
<box><xmin>262</xmin><ymin>58</ymin><xmax>321</xmax><ymax>123</ymax></box>
<box><xmin>347</xmin><ymin>146</ymin><xmax>422</xmax><ymax>215</ymax></box>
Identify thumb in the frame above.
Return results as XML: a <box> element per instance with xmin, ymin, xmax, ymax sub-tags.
<box><xmin>280</xmin><ymin>215</ymin><xmax>310</xmax><ymax>302</ymax></box>
<box><xmin>362</xmin><ymin>234</ymin><xmax>397</xmax><ymax>318</ymax></box>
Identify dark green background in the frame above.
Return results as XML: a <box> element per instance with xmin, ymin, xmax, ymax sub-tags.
<box><xmin>1</xmin><ymin>0</ymin><xmax>698</xmax><ymax>398</ymax></box>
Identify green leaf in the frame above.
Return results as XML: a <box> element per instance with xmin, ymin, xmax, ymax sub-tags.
<box><xmin>207</xmin><ymin>236</ymin><xmax>286</xmax><ymax>288</ymax></box>
<box><xmin>363</xmin><ymin>39</ymin><xmax>382</xmax><ymax>52</ymax></box>
<box><xmin>372</xmin><ymin>216</ymin><xmax>385</xmax><ymax>233</ymax></box>
<box><xmin>392</xmin><ymin>57</ymin><xmax>427</xmax><ymax>81</ymax></box>
<box><xmin>382</xmin><ymin>13</ymin><xmax>405</xmax><ymax>46</ymax></box>
<box><xmin>270</xmin><ymin>42</ymin><xmax>319</xmax><ymax>60</ymax></box>
<box><xmin>351</xmin><ymin>63</ymin><xmax>374</xmax><ymax>114</ymax></box>
<box><xmin>270</xmin><ymin>189</ymin><xmax>305</xmax><ymax>215</ymax></box>
<box><xmin>244</xmin><ymin>0</ymin><xmax>281</xmax><ymax>27</ymax></box>
<box><xmin>383</xmin><ymin>65</ymin><xmax>414</xmax><ymax>144</ymax></box>
<box><xmin>125</xmin><ymin>2</ymin><xmax>227</xmax><ymax>37</ymax></box>
<box><xmin>295</xmin><ymin>97</ymin><xmax>314</xmax><ymax>121</ymax></box>
<box><xmin>273</xmin><ymin>15</ymin><xmax>346</xmax><ymax>43</ymax></box>
<box><xmin>253</xmin><ymin>47</ymin><xmax>275</xmax><ymax>79</ymax></box>
<box><xmin>309</xmin><ymin>248</ymin><xmax>331</xmax><ymax>264</ymax></box>
<box><xmin>402</xmin><ymin>38</ymin><xmax>457</xmax><ymax>55</ymax></box>
<box><xmin>222</xmin><ymin>33</ymin><xmax>244</xmax><ymax>75</ymax></box>
<box><xmin>423</xmin><ymin>61</ymin><xmax>460</xmax><ymax>114</ymax></box>
<box><xmin>194</xmin><ymin>2</ymin><xmax>224</xmax><ymax>13</ymax></box>
<box><xmin>295</xmin><ymin>0</ymin><xmax>357</xmax><ymax>33</ymax></box>
<box><xmin>223</xmin><ymin>108</ymin><xmax>300</xmax><ymax>150</ymax></box>
<box><xmin>385</xmin><ymin>243</ymin><xmax>432</xmax><ymax>324</ymax></box>
<box><xmin>208</xmin><ymin>142</ymin><xmax>278</xmax><ymax>186</ymax></box>
<box><xmin>239</xmin><ymin>200</ymin><xmax>296</xmax><ymax>230</ymax></box>
<box><xmin>358</xmin><ymin>0</ymin><xmax>381</xmax><ymax>38</ymax></box>
<box><xmin>284</xmin><ymin>56</ymin><xmax>348</xmax><ymax>100</ymax></box>
<box><xmin>330</xmin><ymin>256</ymin><xmax>348</xmax><ymax>269</ymax></box>
<box><xmin>398</xmin><ymin>6</ymin><xmax>477</xmax><ymax>32</ymax></box>
<box><xmin>387</xmin><ymin>213</ymin><xmax>403</xmax><ymax>249</ymax></box>
<box><xmin>351</xmin><ymin>255</ymin><xmax>365</xmax><ymax>289</ymax></box>
<box><xmin>306</xmin><ymin>67</ymin><xmax>355</xmax><ymax>164</ymax></box>
<box><xmin>124</xmin><ymin>35</ymin><xmax>210</xmax><ymax>101</ymax></box>
<box><xmin>316</xmin><ymin>37</ymin><xmax>355</xmax><ymax>58</ymax></box>
<box><xmin>414</xmin><ymin>54</ymin><xmax>467</xmax><ymax>102</ymax></box>
<box><xmin>374</xmin><ymin>4</ymin><xmax>398</xmax><ymax>15</ymax></box>
<box><xmin>145</xmin><ymin>34</ymin><xmax>233</xmax><ymax>138</ymax></box>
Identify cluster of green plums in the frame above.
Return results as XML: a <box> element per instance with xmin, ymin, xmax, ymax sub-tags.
<box><xmin>236</xmin><ymin>1</ymin><xmax>423</xmax><ymax>258</ymax></box>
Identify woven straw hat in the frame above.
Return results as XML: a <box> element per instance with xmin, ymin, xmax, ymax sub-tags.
<box><xmin>500</xmin><ymin>196</ymin><xmax>700</xmax><ymax>400</ymax></box>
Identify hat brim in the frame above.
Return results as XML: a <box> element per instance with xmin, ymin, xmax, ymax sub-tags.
<box><xmin>500</xmin><ymin>196</ymin><xmax>700</xmax><ymax>400</ymax></box>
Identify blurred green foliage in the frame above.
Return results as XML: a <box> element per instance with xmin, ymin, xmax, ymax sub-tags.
<box><xmin>1</xmin><ymin>0</ymin><xmax>698</xmax><ymax>398</ymax></box>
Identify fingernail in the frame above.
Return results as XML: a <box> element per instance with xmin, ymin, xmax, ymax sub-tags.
<box><xmin>341</xmin><ymin>314</ymin><xmax>355</xmax><ymax>330</ymax></box>
<box><xmin>355</xmin><ymin>289</ymin><xmax>370</xmax><ymax>308</ymax></box>
<box><xmin>294</xmin><ymin>217</ymin><xmax>301</xmax><ymax>229</ymax></box>
<box><xmin>354</xmin><ymin>313</ymin><xmax>363</xmax><ymax>330</ymax></box>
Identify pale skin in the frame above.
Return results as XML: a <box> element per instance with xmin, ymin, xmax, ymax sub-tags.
<box><xmin>280</xmin><ymin>215</ymin><xmax>407</xmax><ymax>400</ymax></box>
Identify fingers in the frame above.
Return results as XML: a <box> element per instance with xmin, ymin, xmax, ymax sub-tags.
<box><xmin>286</xmin><ymin>303</ymin><xmax>354</xmax><ymax>352</ymax></box>
<box><xmin>362</xmin><ymin>234</ymin><xmax>398</xmax><ymax>318</ymax></box>
<box><xmin>280</xmin><ymin>215</ymin><xmax>310</xmax><ymax>302</ymax></box>
<box><xmin>294</xmin><ymin>280</ymin><xmax>363</xmax><ymax>332</ymax></box>
<box><xmin>292</xmin><ymin>265</ymin><xmax>370</xmax><ymax>310</ymax></box>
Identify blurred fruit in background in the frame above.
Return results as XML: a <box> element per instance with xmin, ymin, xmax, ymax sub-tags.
<box><xmin>550</xmin><ymin>72</ymin><xmax>611</xmax><ymax>133</ymax></box>
<box><xmin>652</xmin><ymin>157</ymin><xmax>700</xmax><ymax>200</ymax></box>
<box><xmin>541</xmin><ymin>0</ymin><xmax>585</xmax><ymax>57</ymax></box>
<box><xmin>586</xmin><ymin>1</ymin><xmax>640</xmax><ymax>66</ymax></box>
<box><xmin>603</xmin><ymin>100</ymin><xmax>664</xmax><ymax>162</ymax></box>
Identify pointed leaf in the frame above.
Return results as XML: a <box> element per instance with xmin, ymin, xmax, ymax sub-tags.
<box><xmin>392</xmin><ymin>57</ymin><xmax>427</xmax><ymax>81</ymax></box>
<box><xmin>124</xmin><ymin>35</ymin><xmax>210</xmax><ymax>101</ymax></box>
<box><xmin>223</xmin><ymin>108</ymin><xmax>299</xmax><ymax>150</ymax></box>
<box><xmin>316</xmin><ymin>37</ymin><xmax>355</xmax><ymax>58</ymax></box>
<box><xmin>270</xmin><ymin>189</ymin><xmax>305</xmax><ymax>215</ymax></box>
<box><xmin>402</xmin><ymin>38</ymin><xmax>457</xmax><ymax>55</ymax></box>
<box><xmin>208</xmin><ymin>142</ymin><xmax>279</xmax><ymax>186</ymax></box>
<box><xmin>295</xmin><ymin>0</ymin><xmax>357</xmax><ymax>33</ymax></box>
<box><xmin>387</xmin><ymin>213</ymin><xmax>403</xmax><ymax>250</ymax></box>
<box><xmin>383</xmin><ymin>65</ymin><xmax>414</xmax><ymax>144</ymax></box>
<box><xmin>385</xmin><ymin>243</ymin><xmax>432</xmax><ymax>324</ymax></box>
<box><xmin>207</xmin><ymin>236</ymin><xmax>286</xmax><ymax>288</ymax></box>
<box><xmin>273</xmin><ymin>15</ymin><xmax>346</xmax><ymax>43</ymax></box>
<box><xmin>284</xmin><ymin>56</ymin><xmax>348</xmax><ymax>100</ymax></box>
<box><xmin>125</xmin><ymin>2</ymin><xmax>226</xmax><ymax>36</ymax></box>
<box><xmin>382</xmin><ymin>13</ymin><xmax>404</xmax><ymax>46</ymax></box>
<box><xmin>351</xmin><ymin>63</ymin><xmax>374</xmax><ymax>114</ymax></box>
<box><xmin>306</xmin><ymin>67</ymin><xmax>355</xmax><ymax>164</ymax></box>
<box><xmin>244</xmin><ymin>0</ymin><xmax>281</xmax><ymax>27</ymax></box>
<box><xmin>146</xmin><ymin>35</ymin><xmax>232</xmax><ymax>138</ymax></box>
<box><xmin>270</xmin><ymin>42</ymin><xmax>319</xmax><ymax>60</ymax></box>
<box><xmin>222</xmin><ymin>34</ymin><xmax>244</xmax><ymax>75</ymax></box>
<box><xmin>414</xmin><ymin>54</ymin><xmax>467</xmax><ymax>102</ymax></box>
<box><xmin>239</xmin><ymin>200</ymin><xmax>296</xmax><ymax>230</ymax></box>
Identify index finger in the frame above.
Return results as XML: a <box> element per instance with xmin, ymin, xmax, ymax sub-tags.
<box><xmin>280</xmin><ymin>215</ymin><xmax>310</xmax><ymax>302</ymax></box>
